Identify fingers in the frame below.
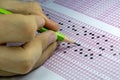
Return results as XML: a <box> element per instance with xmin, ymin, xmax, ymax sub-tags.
<box><xmin>33</xmin><ymin>42</ymin><xmax>57</xmax><ymax>69</ymax></box>
<box><xmin>0</xmin><ymin>0</ymin><xmax>43</xmax><ymax>15</ymax></box>
<box><xmin>0</xmin><ymin>14</ymin><xmax>45</xmax><ymax>44</ymax></box>
<box><xmin>41</xmin><ymin>13</ymin><xmax>60</xmax><ymax>31</ymax></box>
<box><xmin>0</xmin><ymin>0</ymin><xmax>59</xmax><ymax>31</ymax></box>
<box><xmin>0</xmin><ymin>31</ymin><xmax>57</xmax><ymax>74</ymax></box>
<box><xmin>0</xmin><ymin>69</ymin><xmax>17</xmax><ymax>76</ymax></box>
<box><xmin>23</xmin><ymin>30</ymin><xmax>57</xmax><ymax>51</ymax></box>
<box><xmin>0</xmin><ymin>43</ymin><xmax>57</xmax><ymax>77</ymax></box>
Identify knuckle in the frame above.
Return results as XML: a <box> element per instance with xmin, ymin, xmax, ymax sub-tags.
<box><xmin>17</xmin><ymin>15</ymin><xmax>37</xmax><ymax>41</ymax></box>
<box><xmin>18</xmin><ymin>51</ymin><xmax>34</xmax><ymax>74</ymax></box>
<box><xmin>49</xmin><ymin>30</ymin><xmax>57</xmax><ymax>38</ymax></box>
<box><xmin>26</xmin><ymin>2</ymin><xmax>42</xmax><ymax>15</ymax></box>
<box><xmin>19</xmin><ymin>58</ymin><xmax>33</xmax><ymax>74</ymax></box>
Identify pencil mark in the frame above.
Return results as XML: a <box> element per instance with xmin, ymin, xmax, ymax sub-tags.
<box><xmin>97</xmin><ymin>36</ymin><xmax>100</xmax><ymax>38</ymax></box>
<box><xmin>84</xmin><ymin>34</ymin><xmax>87</xmax><ymax>36</ymax></box>
<box><xmin>67</xmin><ymin>43</ymin><xmax>70</xmax><ymax>45</ymax></box>
<box><xmin>84</xmin><ymin>54</ymin><xmax>88</xmax><ymax>57</ymax></box>
<box><xmin>91</xmin><ymin>34</ymin><xmax>94</xmax><ymax>36</ymax></box>
<box><xmin>67</xmin><ymin>46</ymin><xmax>70</xmax><ymax>48</ymax></box>
<box><xmin>84</xmin><ymin>30</ymin><xmax>87</xmax><ymax>33</ymax></box>
<box><xmin>60</xmin><ymin>29</ymin><xmax>63</xmax><ymax>31</ymax></box>
<box><xmin>74</xmin><ymin>49</ymin><xmax>78</xmax><ymax>52</ymax></box>
<box><xmin>102</xmin><ymin>48</ymin><xmax>105</xmax><ymax>51</ymax></box>
<box><xmin>63</xmin><ymin>51</ymin><xmax>67</xmax><ymax>53</ymax></box>
<box><xmin>110</xmin><ymin>45</ymin><xmax>113</xmax><ymax>47</ymax></box>
<box><xmin>102</xmin><ymin>35</ymin><xmax>105</xmax><ymax>37</ymax></box>
<box><xmin>110</xmin><ymin>49</ymin><xmax>113</xmax><ymax>51</ymax></box>
<box><xmin>68</xmin><ymin>20</ymin><xmax>71</xmax><ymax>22</ymax></box>
<box><xmin>79</xmin><ymin>52</ymin><xmax>83</xmax><ymax>54</ymax></box>
<box><xmin>90</xmin><ymin>53</ymin><xmax>93</xmax><ymax>56</ymax></box>
<box><xmin>99</xmin><ymin>54</ymin><xmax>102</xmax><ymax>56</ymax></box>
<box><xmin>67</xmin><ymin>26</ymin><xmax>70</xmax><ymax>28</ymax></box>
<box><xmin>89</xmin><ymin>33</ymin><xmax>92</xmax><ymax>35</ymax></box>
<box><xmin>105</xmin><ymin>39</ymin><xmax>108</xmax><ymax>42</ymax></box>
<box><xmin>91</xmin><ymin>37</ymin><xmax>94</xmax><ymax>39</ymax></box>
<box><xmin>74</xmin><ymin>29</ymin><xmax>77</xmax><ymax>31</ymax></box>
<box><xmin>80</xmin><ymin>49</ymin><xmax>83</xmax><ymax>51</ymax></box>
<box><xmin>62</xmin><ymin>43</ymin><xmax>65</xmax><ymax>45</ymax></box>
<box><xmin>72</xmin><ymin>25</ymin><xmax>75</xmax><ymax>27</ymax></box>
<box><xmin>90</xmin><ymin>57</ymin><xmax>93</xmax><ymax>59</ymax></box>
<box><xmin>88</xmin><ymin>49</ymin><xmax>91</xmax><ymax>51</ymax></box>
<box><xmin>59</xmin><ymin>22</ymin><xmax>63</xmax><ymax>25</ymax></box>
<box><xmin>46</xmin><ymin>14</ymin><xmax>49</xmax><ymax>16</ymax></box>
<box><xmin>82</xmin><ymin>26</ymin><xmax>85</xmax><ymax>28</ymax></box>
<box><xmin>99</xmin><ymin>47</ymin><xmax>102</xmax><ymax>49</ymax></box>
<box><xmin>96</xmin><ymin>43</ymin><xmax>100</xmax><ymax>45</ymax></box>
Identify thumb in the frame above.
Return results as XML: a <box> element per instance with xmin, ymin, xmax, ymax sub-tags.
<box><xmin>37</xmin><ymin>30</ymin><xmax>57</xmax><ymax>50</ymax></box>
<box><xmin>33</xmin><ymin>42</ymin><xmax>57</xmax><ymax>69</ymax></box>
<box><xmin>41</xmin><ymin>13</ymin><xmax>60</xmax><ymax>31</ymax></box>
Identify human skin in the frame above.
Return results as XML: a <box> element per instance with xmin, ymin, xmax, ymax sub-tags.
<box><xmin>0</xmin><ymin>0</ymin><xmax>59</xmax><ymax>76</ymax></box>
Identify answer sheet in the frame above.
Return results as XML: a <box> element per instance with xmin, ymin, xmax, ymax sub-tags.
<box><xmin>2</xmin><ymin>0</ymin><xmax>120</xmax><ymax>80</ymax></box>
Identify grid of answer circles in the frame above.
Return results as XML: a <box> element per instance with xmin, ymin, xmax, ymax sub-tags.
<box><xmin>43</xmin><ymin>7</ymin><xmax>120</xmax><ymax>58</ymax></box>
<box><xmin>43</xmin><ymin>7</ymin><xmax>120</xmax><ymax>80</ymax></box>
<box><xmin>54</xmin><ymin>0</ymin><xmax>120</xmax><ymax>28</ymax></box>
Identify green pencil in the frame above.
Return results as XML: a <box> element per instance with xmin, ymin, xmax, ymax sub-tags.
<box><xmin>0</xmin><ymin>8</ymin><xmax>79</xmax><ymax>45</ymax></box>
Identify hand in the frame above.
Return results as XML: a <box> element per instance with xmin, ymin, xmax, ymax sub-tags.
<box><xmin>0</xmin><ymin>0</ymin><xmax>59</xmax><ymax>76</ymax></box>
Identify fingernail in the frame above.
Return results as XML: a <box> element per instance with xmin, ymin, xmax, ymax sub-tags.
<box><xmin>48</xmin><ymin>31</ymin><xmax>57</xmax><ymax>44</ymax></box>
<box><xmin>51</xmin><ymin>20</ymin><xmax>60</xmax><ymax>27</ymax></box>
<box><xmin>38</xmin><ymin>16</ymin><xmax>45</xmax><ymax>27</ymax></box>
<box><xmin>54</xmin><ymin>22</ymin><xmax>60</xmax><ymax>29</ymax></box>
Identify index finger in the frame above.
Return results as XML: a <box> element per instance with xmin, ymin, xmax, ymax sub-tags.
<box><xmin>0</xmin><ymin>0</ymin><xmax>59</xmax><ymax>31</ymax></box>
